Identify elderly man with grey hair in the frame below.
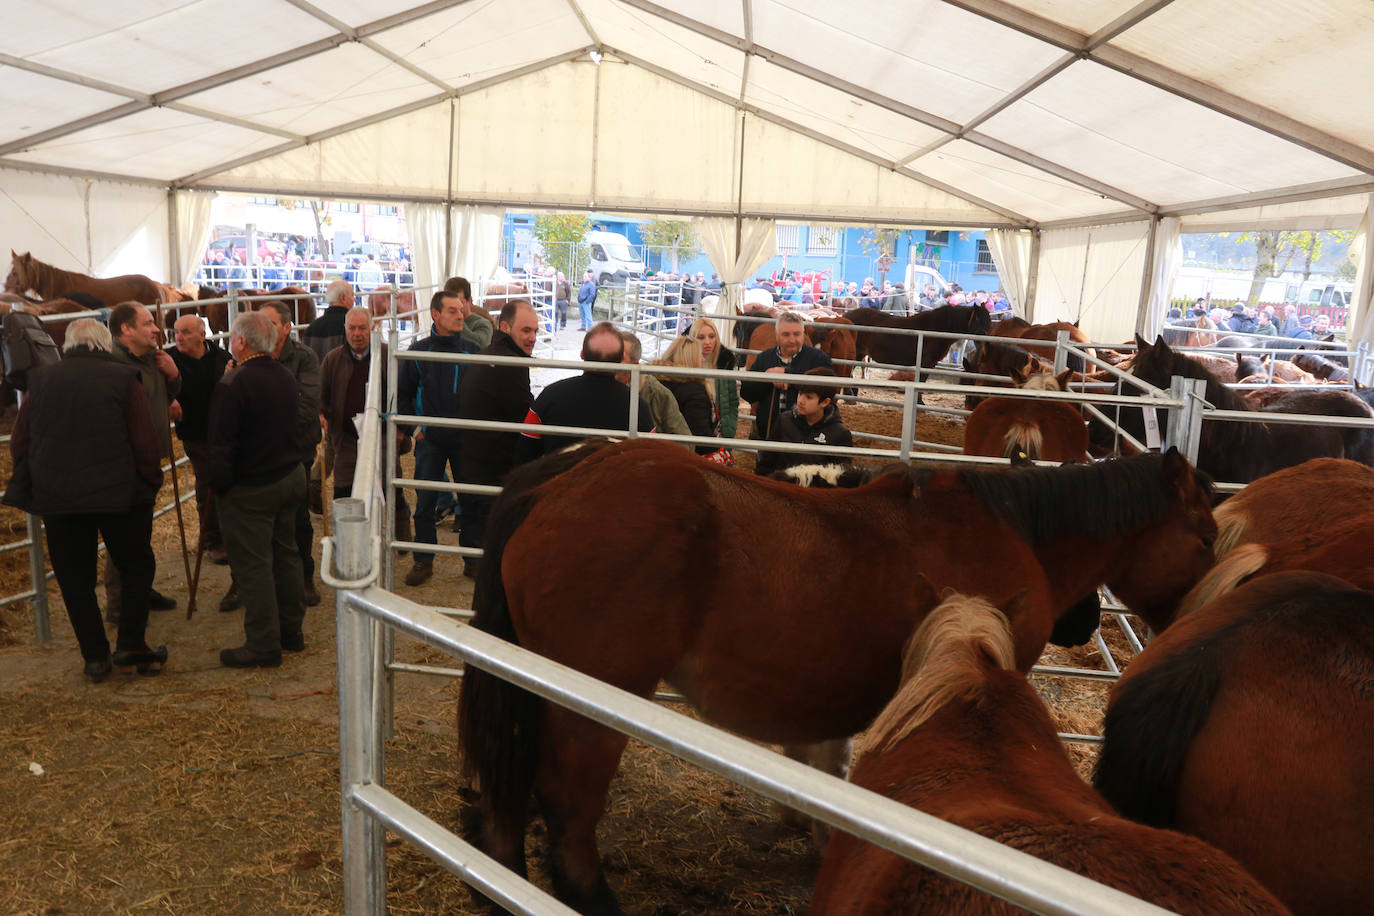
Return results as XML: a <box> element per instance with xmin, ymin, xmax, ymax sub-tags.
<box><xmin>3</xmin><ymin>318</ymin><xmax>164</xmax><ymax>681</ymax></box>
<box><xmin>301</xmin><ymin>279</ymin><xmax>356</xmax><ymax>363</ymax></box>
<box><xmin>208</xmin><ymin>311</ymin><xmax>308</xmax><ymax>668</ymax></box>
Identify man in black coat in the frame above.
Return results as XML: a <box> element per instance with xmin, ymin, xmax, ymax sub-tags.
<box><xmin>739</xmin><ymin>312</ymin><xmax>833</xmax><ymax>468</ymax></box>
<box><xmin>456</xmin><ymin>300</ymin><xmax>539</xmax><ymax>576</ymax></box>
<box><xmin>4</xmin><ymin>319</ymin><xmax>164</xmax><ymax>680</ymax></box>
<box><xmin>210</xmin><ymin>312</ymin><xmax>308</xmax><ymax>669</ymax></box>
<box><xmin>170</xmin><ymin>315</ymin><xmax>231</xmax><ymax>563</ymax></box>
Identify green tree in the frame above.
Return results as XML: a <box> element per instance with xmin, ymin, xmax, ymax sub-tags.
<box><xmin>532</xmin><ymin>213</ymin><xmax>591</xmax><ymax>281</ymax></box>
<box><xmin>637</xmin><ymin>219</ymin><xmax>702</xmax><ymax>272</ymax></box>
<box><xmin>857</xmin><ymin>228</ymin><xmax>909</xmax><ymax>283</ymax></box>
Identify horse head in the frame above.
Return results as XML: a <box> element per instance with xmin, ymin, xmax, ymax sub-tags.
<box><xmin>966</xmin><ymin>305</ymin><xmax>992</xmax><ymax>336</ymax></box>
<box><xmin>5</xmin><ymin>250</ymin><xmax>32</xmax><ymax>295</ymax></box>
<box><xmin>1103</xmin><ymin>448</ymin><xmax>1218</xmax><ymax>633</ymax></box>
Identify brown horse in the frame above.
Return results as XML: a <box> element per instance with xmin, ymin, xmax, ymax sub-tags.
<box><xmin>365</xmin><ymin>285</ymin><xmax>416</xmax><ymax>319</ymax></box>
<box><xmin>199</xmin><ymin>286</ymin><xmax>317</xmax><ymax>332</ymax></box>
<box><xmin>1123</xmin><ymin>335</ymin><xmax>1374</xmax><ymax>483</ymax></box>
<box><xmin>994</xmin><ymin>317</ymin><xmax>1096</xmax><ymax>373</ymax></box>
<box><xmin>1211</xmin><ymin>458</ymin><xmax>1374</xmax><ymax>557</ymax></box>
<box><xmin>458</xmin><ymin>440</ymin><xmax>1217</xmax><ymax>912</ymax></box>
<box><xmin>810</xmin><ymin>593</ymin><xmax>1288</xmax><ymax>916</ymax></box>
<box><xmin>1095</xmin><ymin>572</ymin><xmax>1373</xmax><ymax>916</ymax></box>
<box><xmin>1161</xmin><ymin>314</ymin><xmax>1220</xmax><ymax>349</ymax></box>
<box><xmin>6</xmin><ymin>250</ymin><xmax>174</xmax><ymax>306</ymax></box>
<box><xmin>843</xmin><ymin>305</ymin><xmax>991</xmax><ymax>370</ymax></box>
<box><xmin>962</xmin><ymin>369</ymin><xmax>1089</xmax><ymax>464</ymax></box>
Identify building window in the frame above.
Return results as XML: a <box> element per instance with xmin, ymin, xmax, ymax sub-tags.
<box><xmin>370</xmin><ymin>204</ymin><xmax>398</xmax><ymax>216</ymax></box>
<box><xmin>925</xmin><ymin>229</ymin><xmax>950</xmax><ymax>247</ymax></box>
<box><xmin>335</xmin><ymin>202</ymin><xmax>360</xmax><ymax>213</ymax></box>
<box><xmin>249</xmin><ymin>196</ymin><xmax>277</xmax><ymax>206</ymax></box>
<box><xmin>807</xmin><ymin>225</ymin><xmax>839</xmax><ymax>256</ymax></box>
<box><xmin>776</xmin><ymin>224</ymin><xmax>802</xmax><ymax>255</ymax></box>
<box><xmin>975</xmin><ymin>239</ymin><xmax>996</xmax><ymax>273</ymax></box>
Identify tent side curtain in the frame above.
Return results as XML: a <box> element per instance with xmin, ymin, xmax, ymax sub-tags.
<box><xmin>173</xmin><ymin>190</ymin><xmax>216</xmax><ymax>288</ymax></box>
<box><xmin>984</xmin><ymin>229</ymin><xmax>1033</xmax><ymax>316</ymax></box>
<box><xmin>695</xmin><ymin>216</ymin><xmax>777</xmax><ymax>347</ymax></box>
<box><xmin>1350</xmin><ymin>195</ymin><xmax>1374</xmax><ymax>364</ymax></box>
<box><xmin>405</xmin><ymin>202</ymin><xmax>450</xmax><ymax>307</ymax></box>
<box><xmin>452</xmin><ymin>204</ymin><xmax>506</xmax><ymax>298</ymax></box>
<box><xmin>1</xmin><ymin>168</ymin><xmax>170</xmax><ymax>283</ymax></box>
<box><xmin>1139</xmin><ymin>217</ymin><xmax>1183</xmax><ymax>339</ymax></box>
<box><xmin>1033</xmin><ymin>221</ymin><xmax>1153</xmax><ymax>345</ymax></box>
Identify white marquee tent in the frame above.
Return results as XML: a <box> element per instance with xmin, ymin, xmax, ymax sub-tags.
<box><xmin>3</xmin><ymin>0</ymin><xmax>1373</xmax><ymax>344</ymax></box>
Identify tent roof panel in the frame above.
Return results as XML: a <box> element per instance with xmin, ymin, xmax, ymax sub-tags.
<box><xmin>175</xmin><ymin>43</ymin><xmax>437</xmax><ymax>136</ymax></box>
<box><xmin>8</xmin><ymin>107</ymin><xmax>283</xmax><ymax>181</ymax></box>
<box><xmin>0</xmin><ymin>68</ymin><xmax>131</xmax><ymax>148</ymax></box>
<box><xmin>751</xmin><ymin>0</ymin><xmax>1067</xmax><ymax>124</ymax></box>
<box><xmin>744</xmin><ymin>58</ymin><xmax>948</xmax><ymax>163</ymax></box>
<box><xmin>0</xmin><ymin>0</ymin><xmax>188</xmax><ymax>57</ymax></box>
<box><xmin>1108</xmin><ymin>0</ymin><xmax>1374</xmax><ymax>153</ymax></box>
<box><xmin>909</xmin><ymin>139</ymin><xmax>1133</xmax><ymax>224</ymax></box>
<box><xmin>980</xmin><ymin>60</ymin><xmax>1361</xmax><ymax>207</ymax></box>
<box><xmin>579</xmin><ymin>0</ymin><xmax>746</xmax><ymax>97</ymax></box>
<box><xmin>24</xmin><ymin>0</ymin><xmax>337</xmax><ymax>96</ymax></box>
<box><xmin>991</xmin><ymin>0</ymin><xmax>1141</xmax><ymax>34</ymax></box>
<box><xmin>370</xmin><ymin>0</ymin><xmax>591</xmax><ymax>88</ymax></box>
<box><xmin>644</xmin><ymin>0</ymin><xmax>747</xmax><ymax>38</ymax></box>
<box><xmin>304</xmin><ymin>0</ymin><xmax>447</xmax><ymax>29</ymax></box>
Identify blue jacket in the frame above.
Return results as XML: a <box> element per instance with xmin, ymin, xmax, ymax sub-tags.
<box><xmin>577</xmin><ymin>279</ymin><xmax>597</xmax><ymax>307</ymax></box>
<box><xmin>397</xmin><ymin>331</ymin><xmax>480</xmax><ymax>446</ymax></box>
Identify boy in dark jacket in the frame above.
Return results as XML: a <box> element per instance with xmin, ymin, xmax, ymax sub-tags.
<box><xmin>758</xmin><ymin>368</ymin><xmax>853</xmax><ymax>475</ymax></box>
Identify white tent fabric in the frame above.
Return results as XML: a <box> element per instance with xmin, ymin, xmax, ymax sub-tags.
<box><xmin>984</xmin><ymin>229</ymin><xmax>1033</xmax><ymax>316</ymax></box>
<box><xmin>172</xmin><ymin>190</ymin><xmax>215</xmax><ymax>288</ymax></box>
<box><xmin>452</xmin><ymin>205</ymin><xmax>506</xmax><ymax>291</ymax></box>
<box><xmin>695</xmin><ymin>216</ymin><xmax>777</xmax><ymax>346</ymax></box>
<box><xmin>2</xmin><ymin>1</ymin><xmax>1373</xmax><ymax>335</ymax></box>
<box><xmin>1350</xmin><ymin>196</ymin><xmax>1374</xmax><ymax>351</ymax></box>
<box><xmin>1033</xmin><ymin>221</ymin><xmax>1152</xmax><ymax>344</ymax></box>
<box><xmin>1140</xmin><ymin>217</ymin><xmax>1183</xmax><ymax>339</ymax></box>
<box><xmin>405</xmin><ymin>202</ymin><xmax>449</xmax><ymax>303</ymax></box>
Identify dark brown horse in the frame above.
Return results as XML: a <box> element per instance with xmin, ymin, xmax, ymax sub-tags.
<box><xmin>1095</xmin><ymin>572</ymin><xmax>1373</xmax><ymax>916</ymax></box>
<box><xmin>994</xmin><ymin>317</ymin><xmax>1096</xmax><ymax>373</ymax></box>
<box><xmin>1124</xmin><ymin>335</ymin><xmax>1374</xmax><ymax>483</ymax></box>
<box><xmin>458</xmin><ymin>440</ymin><xmax>1217</xmax><ymax>912</ymax></box>
<box><xmin>843</xmin><ymin>304</ymin><xmax>990</xmax><ymax>370</ymax></box>
<box><xmin>810</xmin><ymin>592</ymin><xmax>1288</xmax><ymax>916</ymax></box>
<box><xmin>6</xmin><ymin>250</ymin><xmax>175</xmax><ymax>306</ymax></box>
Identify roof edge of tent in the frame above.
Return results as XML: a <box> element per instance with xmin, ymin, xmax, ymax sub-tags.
<box><xmin>0</xmin><ymin>158</ymin><xmax>169</xmax><ymax>190</ymax></box>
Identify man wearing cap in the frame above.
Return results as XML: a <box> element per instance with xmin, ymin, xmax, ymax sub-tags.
<box><xmin>1291</xmin><ymin>314</ymin><xmax>1315</xmax><ymax>340</ymax></box>
<box><xmin>1227</xmin><ymin>305</ymin><xmax>1256</xmax><ymax>334</ymax></box>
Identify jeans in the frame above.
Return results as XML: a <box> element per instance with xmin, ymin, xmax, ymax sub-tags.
<box><xmin>412</xmin><ymin>436</ymin><xmax>463</xmax><ymax>565</ymax></box>
<box><xmin>47</xmin><ymin>508</ymin><xmax>155</xmax><ymax>659</ymax></box>
<box><xmin>578</xmin><ymin>300</ymin><xmax>594</xmax><ymax>328</ymax></box>
<box><xmin>555</xmin><ymin>298</ymin><xmax>570</xmax><ymax>328</ymax></box>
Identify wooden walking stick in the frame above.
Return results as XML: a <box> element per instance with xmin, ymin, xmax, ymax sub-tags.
<box><xmin>155</xmin><ymin>300</ymin><xmax>196</xmax><ymax>610</ymax></box>
<box><xmin>186</xmin><ymin>490</ymin><xmax>209</xmax><ymax>620</ymax></box>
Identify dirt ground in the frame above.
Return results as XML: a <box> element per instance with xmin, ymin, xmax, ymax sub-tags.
<box><xmin>0</xmin><ymin>389</ymin><xmax>1134</xmax><ymax>915</ymax></box>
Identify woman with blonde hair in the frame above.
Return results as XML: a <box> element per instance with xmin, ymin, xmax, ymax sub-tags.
<box><xmin>653</xmin><ymin>336</ymin><xmax>718</xmax><ymax>455</ymax></box>
<box><xmin>688</xmin><ymin>317</ymin><xmax>740</xmax><ymax>440</ymax></box>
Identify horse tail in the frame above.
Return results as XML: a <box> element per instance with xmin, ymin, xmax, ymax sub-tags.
<box><xmin>1210</xmin><ymin>498</ymin><xmax>1250</xmax><ymax>558</ymax></box>
<box><xmin>1174</xmin><ymin>543</ymin><xmax>1268</xmax><ymax>620</ymax></box>
<box><xmin>1001</xmin><ymin>421</ymin><xmax>1042</xmax><ymax>462</ymax></box>
<box><xmin>458</xmin><ymin>439</ymin><xmax>620</xmax><ymax>814</ymax></box>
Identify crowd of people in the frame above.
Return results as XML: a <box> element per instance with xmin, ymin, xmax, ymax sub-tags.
<box><xmin>5</xmin><ymin>274</ymin><xmax>879</xmax><ymax>681</ymax></box>
<box><xmin>1167</xmin><ymin>298</ymin><xmax>1334</xmax><ymax>341</ymax></box>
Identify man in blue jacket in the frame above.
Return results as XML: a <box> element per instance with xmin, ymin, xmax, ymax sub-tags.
<box><xmin>577</xmin><ymin>270</ymin><xmax>597</xmax><ymax>330</ymax></box>
<box><xmin>398</xmin><ymin>290</ymin><xmax>480</xmax><ymax>586</ymax></box>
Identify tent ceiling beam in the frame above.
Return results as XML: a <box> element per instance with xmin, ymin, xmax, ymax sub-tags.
<box><xmin>0</xmin><ymin>101</ymin><xmax>148</xmax><ymax>157</ymax></box>
<box><xmin>1037</xmin><ymin>211</ymin><xmax>1151</xmax><ymax>232</ymax></box>
<box><xmin>941</xmin><ymin>0</ymin><xmax>1374</xmax><ymax>175</ymax></box>
<box><xmin>1160</xmin><ymin>177</ymin><xmax>1374</xmax><ymax>218</ymax></box>
<box><xmin>0</xmin><ymin>157</ymin><xmax>169</xmax><ymax>189</ymax></box>
<box><xmin>0</xmin><ymin>53</ymin><xmax>148</xmax><ymax>102</ymax></box>
<box><xmin>165</xmin><ymin>103</ymin><xmax>305</xmax><ymax>141</ymax></box>
<box><xmin>564</xmin><ymin>0</ymin><xmax>602</xmax><ymax>47</ymax></box>
<box><xmin>609</xmin><ymin>48</ymin><xmax>1032</xmax><ymax>227</ymax></box>
<box><xmin>280</xmin><ymin>0</ymin><xmax>454</xmax><ymax>92</ymax></box>
<box><xmin>173</xmin><ymin>46</ymin><xmax>595</xmax><ymax>187</ymax></box>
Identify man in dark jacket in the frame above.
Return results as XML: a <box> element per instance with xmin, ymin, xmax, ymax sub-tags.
<box><xmin>4</xmin><ymin>319</ymin><xmax>164</xmax><ymax>681</ymax></box>
<box><xmin>397</xmin><ymin>291</ymin><xmax>481</xmax><ymax>587</ymax></box>
<box><xmin>577</xmin><ymin>271</ymin><xmax>597</xmax><ymax>330</ymax></box>
<box><xmin>520</xmin><ymin>323</ymin><xmax>655</xmax><ymax>458</ymax></box>
<box><xmin>106</xmin><ymin>302</ymin><xmax>181</xmax><ymax>616</ymax></box>
<box><xmin>740</xmin><ymin>312</ymin><xmax>833</xmax><ymax>466</ymax></box>
<box><xmin>301</xmin><ymin>279</ymin><xmax>355</xmax><ymax>364</ymax></box>
<box><xmin>759</xmin><ymin>368</ymin><xmax>853</xmax><ymax>475</ymax></box>
<box><xmin>456</xmin><ymin>300</ymin><xmax>538</xmax><ymax>576</ymax></box>
<box><xmin>210</xmin><ymin>312</ymin><xmax>307</xmax><ymax>669</ymax></box>
<box><xmin>261</xmin><ymin>300</ymin><xmax>323</xmax><ymax>606</ymax></box>
<box><xmin>170</xmin><ymin>314</ymin><xmax>231</xmax><ymax>564</ymax></box>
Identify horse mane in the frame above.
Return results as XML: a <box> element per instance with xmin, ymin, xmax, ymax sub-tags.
<box><xmin>1173</xmin><ymin>543</ymin><xmax>1268</xmax><ymax>618</ymax></box>
<box><xmin>1094</xmin><ymin>573</ymin><xmax>1373</xmax><ymax>827</ymax></box>
<box><xmin>857</xmin><ymin>595</ymin><xmax>1015</xmax><ymax>758</ymax></box>
<box><xmin>919</xmin><ymin>453</ymin><xmax>1213</xmax><ymax>545</ymax></box>
<box><xmin>1210</xmin><ymin>498</ymin><xmax>1251</xmax><ymax>558</ymax></box>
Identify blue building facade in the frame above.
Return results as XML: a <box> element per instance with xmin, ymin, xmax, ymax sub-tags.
<box><xmin>504</xmin><ymin>215</ymin><xmax>1002</xmax><ymax>294</ymax></box>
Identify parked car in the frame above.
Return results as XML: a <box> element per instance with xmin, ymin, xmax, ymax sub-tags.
<box><xmin>205</xmin><ymin>235</ymin><xmax>286</xmax><ymax>264</ymax></box>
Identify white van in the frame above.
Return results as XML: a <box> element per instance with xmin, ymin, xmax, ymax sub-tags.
<box><xmin>588</xmin><ymin>230</ymin><xmax>645</xmax><ymax>286</ymax></box>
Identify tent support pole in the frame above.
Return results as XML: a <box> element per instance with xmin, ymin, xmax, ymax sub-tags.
<box><xmin>1024</xmin><ymin>229</ymin><xmax>1042</xmax><ymax>321</ymax></box>
<box><xmin>167</xmin><ymin>189</ymin><xmax>181</xmax><ymax>287</ymax></box>
<box><xmin>1134</xmin><ymin>214</ymin><xmax>1161</xmax><ymax>336</ymax></box>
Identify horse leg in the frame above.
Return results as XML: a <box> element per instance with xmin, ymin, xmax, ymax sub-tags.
<box><xmin>777</xmin><ymin>738</ymin><xmax>853</xmax><ymax>849</ymax></box>
<box><xmin>534</xmin><ymin>707</ymin><xmax>632</xmax><ymax>915</ymax></box>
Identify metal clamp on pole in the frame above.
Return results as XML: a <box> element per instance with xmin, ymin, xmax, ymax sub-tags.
<box><xmin>1163</xmin><ymin>376</ymin><xmax>1208</xmax><ymax>465</ymax></box>
<box><xmin>322</xmin><ymin>497</ymin><xmax>379</xmax><ymax>589</ymax></box>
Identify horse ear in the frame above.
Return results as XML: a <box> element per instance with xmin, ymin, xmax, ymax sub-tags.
<box><xmin>1260</xmin><ymin>353</ymin><xmax>1271</xmax><ymax>364</ymax></box>
<box><xmin>1072</xmin><ymin>319</ymin><xmax>1080</xmax><ymax>328</ymax></box>
<box><xmin>1000</xmin><ymin>588</ymin><xmax>1032</xmax><ymax>622</ymax></box>
<box><xmin>1153</xmin><ymin>334</ymin><xmax>1168</xmax><ymax>349</ymax></box>
<box><xmin>911</xmin><ymin>573</ymin><xmax>940</xmax><ymax>612</ymax></box>
<box><xmin>1055</xmin><ymin>369</ymin><xmax>1073</xmax><ymax>391</ymax></box>
<box><xmin>1160</xmin><ymin>446</ymin><xmax>1194</xmax><ymax>492</ymax></box>
<box><xmin>1134</xmin><ymin>332</ymin><xmax>1150</xmax><ymax>350</ymax></box>
<box><xmin>1009</xmin><ymin>364</ymin><xmax>1027</xmax><ymax>385</ymax></box>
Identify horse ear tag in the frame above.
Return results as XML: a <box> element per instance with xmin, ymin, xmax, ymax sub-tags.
<box><xmin>1142</xmin><ymin>408</ymin><xmax>1161</xmax><ymax>449</ymax></box>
